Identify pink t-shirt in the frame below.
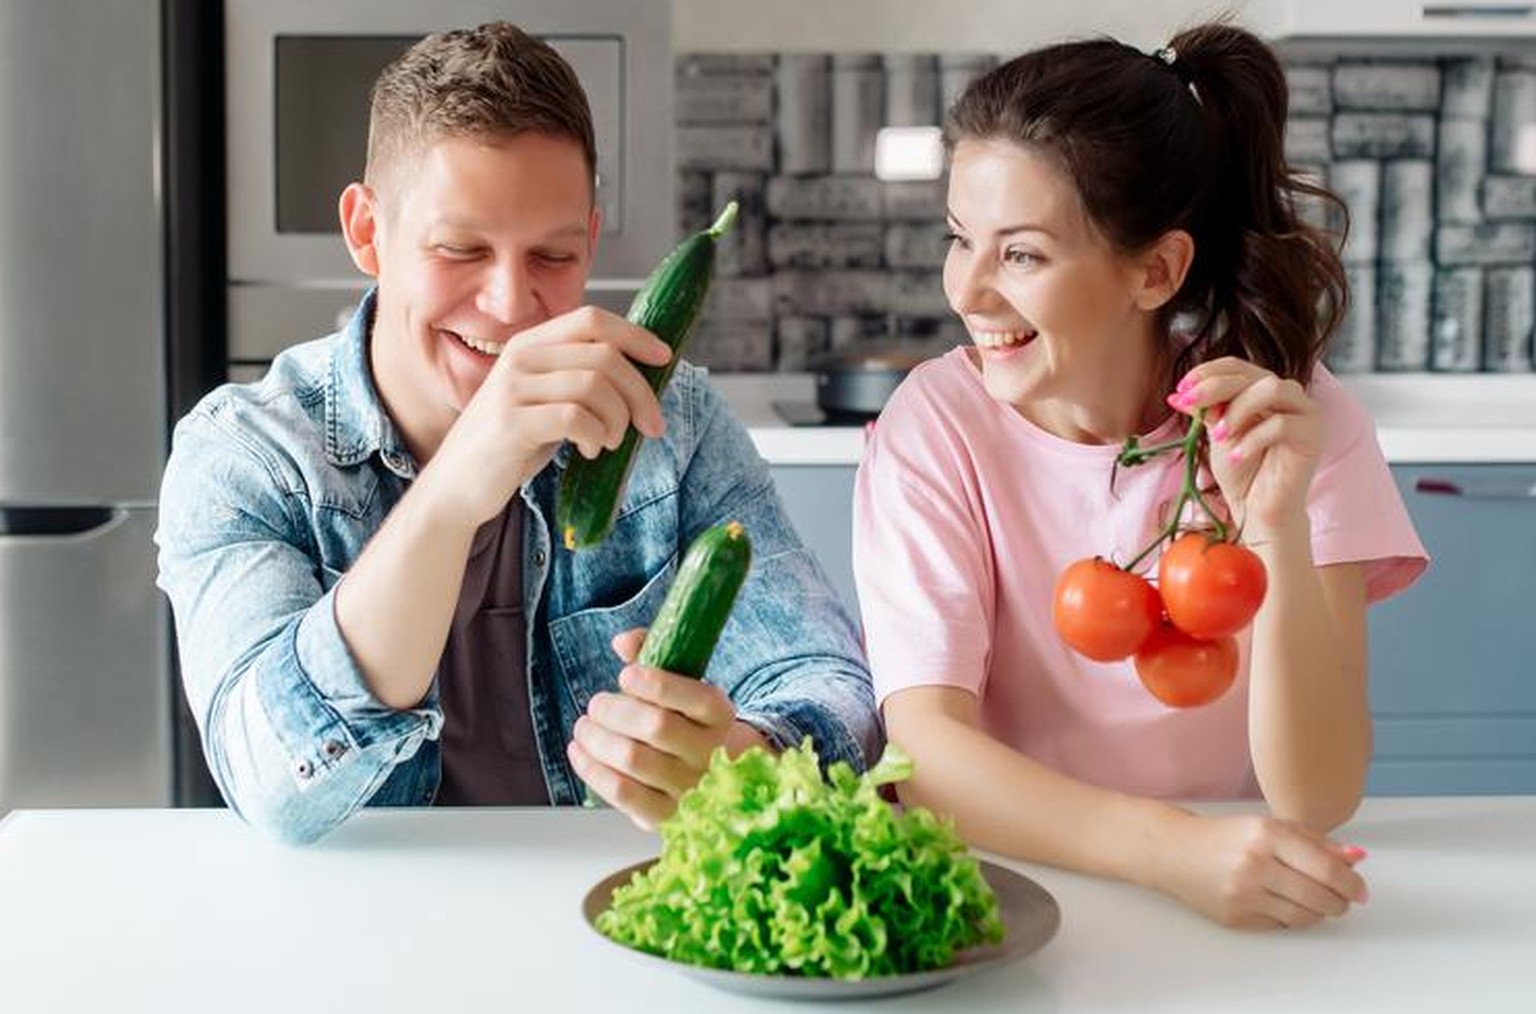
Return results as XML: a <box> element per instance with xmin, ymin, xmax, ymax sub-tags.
<box><xmin>853</xmin><ymin>348</ymin><xmax>1428</xmax><ymax>800</ymax></box>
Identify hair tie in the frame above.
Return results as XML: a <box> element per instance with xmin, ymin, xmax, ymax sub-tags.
<box><xmin>1151</xmin><ymin>45</ymin><xmax>1199</xmax><ymax>101</ymax></box>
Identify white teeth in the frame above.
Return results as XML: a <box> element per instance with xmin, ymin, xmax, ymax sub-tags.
<box><xmin>454</xmin><ymin>332</ymin><xmax>505</xmax><ymax>356</ymax></box>
<box><xmin>972</xmin><ymin>330</ymin><xmax>1034</xmax><ymax>348</ymax></box>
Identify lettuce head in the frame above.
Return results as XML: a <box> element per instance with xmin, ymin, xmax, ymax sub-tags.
<box><xmin>594</xmin><ymin>740</ymin><xmax>1005</xmax><ymax>979</ymax></box>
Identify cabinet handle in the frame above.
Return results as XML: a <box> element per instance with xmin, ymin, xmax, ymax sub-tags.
<box><xmin>1422</xmin><ymin>4</ymin><xmax>1536</xmax><ymax>18</ymax></box>
<box><xmin>1415</xmin><ymin>476</ymin><xmax>1536</xmax><ymax>500</ymax></box>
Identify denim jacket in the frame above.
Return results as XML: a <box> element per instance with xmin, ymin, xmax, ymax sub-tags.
<box><xmin>156</xmin><ymin>294</ymin><xmax>880</xmax><ymax>844</ymax></box>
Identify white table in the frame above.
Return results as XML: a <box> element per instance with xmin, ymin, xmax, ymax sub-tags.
<box><xmin>1</xmin><ymin>797</ymin><xmax>1532</xmax><ymax>1012</ymax></box>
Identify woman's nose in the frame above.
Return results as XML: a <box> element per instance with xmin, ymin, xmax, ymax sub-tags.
<box><xmin>945</xmin><ymin>250</ymin><xmax>995</xmax><ymax>316</ymax></box>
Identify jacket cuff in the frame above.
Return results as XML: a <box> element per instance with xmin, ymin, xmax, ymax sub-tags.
<box><xmin>735</xmin><ymin>701</ymin><xmax>876</xmax><ymax>773</ymax></box>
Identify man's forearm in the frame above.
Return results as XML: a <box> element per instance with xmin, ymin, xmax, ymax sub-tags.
<box><xmin>334</xmin><ymin>466</ymin><xmax>478</xmax><ymax>710</ymax></box>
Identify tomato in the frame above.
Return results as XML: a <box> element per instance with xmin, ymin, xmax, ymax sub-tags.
<box><xmin>1156</xmin><ymin>532</ymin><xmax>1267</xmax><ymax>640</ymax></box>
<box><xmin>1052</xmin><ymin>558</ymin><xmax>1163</xmax><ymax>662</ymax></box>
<box><xmin>1133</xmin><ymin>623</ymin><xmax>1239</xmax><ymax>708</ymax></box>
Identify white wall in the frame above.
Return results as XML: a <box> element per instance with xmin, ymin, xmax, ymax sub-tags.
<box><xmin>672</xmin><ymin>0</ymin><xmax>1254</xmax><ymax>53</ymax></box>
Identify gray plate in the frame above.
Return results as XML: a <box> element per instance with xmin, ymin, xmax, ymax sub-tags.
<box><xmin>581</xmin><ymin>857</ymin><xmax>1061</xmax><ymax>1000</ymax></box>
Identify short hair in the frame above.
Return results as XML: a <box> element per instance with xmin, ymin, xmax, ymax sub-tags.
<box><xmin>365</xmin><ymin>21</ymin><xmax>597</xmax><ymax>195</ymax></box>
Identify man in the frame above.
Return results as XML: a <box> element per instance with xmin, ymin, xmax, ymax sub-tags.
<box><xmin>156</xmin><ymin>23</ymin><xmax>877</xmax><ymax>844</ymax></box>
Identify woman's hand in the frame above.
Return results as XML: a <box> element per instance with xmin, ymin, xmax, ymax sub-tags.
<box><xmin>1153</xmin><ymin>811</ymin><xmax>1369</xmax><ymax>929</ymax></box>
<box><xmin>1167</xmin><ymin>357</ymin><xmax>1323</xmax><ymax>542</ymax></box>
<box><xmin>567</xmin><ymin>629</ymin><xmax>768</xmax><ymax>830</ymax></box>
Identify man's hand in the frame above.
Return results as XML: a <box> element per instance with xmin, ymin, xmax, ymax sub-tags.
<box><xmin>421</xmin><ymin>306</ymin><xmax>673</xmax><ymax>532</ymax></box>
<box><xmin>567</xmin><ymin>629</ymin><xmax>770</xmax><ymax>830</ymax></box>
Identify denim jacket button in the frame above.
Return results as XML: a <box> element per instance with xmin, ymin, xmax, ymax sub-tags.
<box><xmin>322</xmin><ymin>740</ymin><xmax>346</xmax><ymax>759</ymax></box>
<box><xmin>294</xmin><ymin>759</ymin><xmax>313</xmax><ymax>779</ymax></box>
<box><xmin>533</xmin><ymin>550</ymin><xmax>546</xmax><ymax>567</ymax></box>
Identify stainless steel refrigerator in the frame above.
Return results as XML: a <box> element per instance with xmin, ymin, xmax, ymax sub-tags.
<box><xmin>0</xmin><ymin>0</ymin><xmax>173</xmax><ymax>813</ymax></box>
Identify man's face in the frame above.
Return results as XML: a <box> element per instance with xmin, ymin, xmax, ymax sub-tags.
<box><xmin>346</xmin><ymin>131</ymin><xmax>597</xmax><ymax>455</ymax></box>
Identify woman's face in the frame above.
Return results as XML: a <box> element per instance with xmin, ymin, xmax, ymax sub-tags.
<box><xmin>942</xmin><ymin>137</ymin><xmax>1153</xmax><ymax>408</ymax></box>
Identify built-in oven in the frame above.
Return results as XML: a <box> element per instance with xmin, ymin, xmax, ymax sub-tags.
<box><xmin>224</xmin><ymin>0</ymin><xmax>674</xmax><ymax>369</ymax></box>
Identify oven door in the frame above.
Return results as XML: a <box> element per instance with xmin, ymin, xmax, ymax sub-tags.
<box><xmin>224</xmin><ymin>0</ymin><xmax>672</xmax><ymax>357</ymax></box>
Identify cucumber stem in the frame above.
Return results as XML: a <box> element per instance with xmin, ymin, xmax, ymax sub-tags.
<box><xmin>707</xmin><ymin>200</ymin><xmax>739</xmax><ymax>239</ymax></box>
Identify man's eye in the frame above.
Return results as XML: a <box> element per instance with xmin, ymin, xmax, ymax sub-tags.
<box><xmin>436</xmin><ymin>245</ymin><xmax>479</xmax><ymax>258</ymax></box>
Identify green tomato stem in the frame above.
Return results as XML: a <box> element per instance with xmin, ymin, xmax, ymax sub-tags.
<box><xmin>1120</xmin><ymin>408</ymin><xmax>1227</xmax><ymax>572</ymax></box>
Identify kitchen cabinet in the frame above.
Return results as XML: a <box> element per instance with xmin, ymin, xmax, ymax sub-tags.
<box><xmin>770</xmin><ymin>460</ymin><xmax>1536</xmax><ymax>795</ymax></box>
<box><xmin>672</xmin><ymin>0</ymin><xmax>1262</xmax><ymax>53</ymax></box>
<box><xmin>1247</xmin><ymin>0</ymin><xmax>1536</xmax><ymax>38</ymax></box>
<box><xmin>1366</xmin><ymin>464</ymin><xmax>1536</xmax><ymax>795</ymax></box>
<box><xmin>772</xmin><ymin>465</ymin><xmax>860</xmax><ymax>616</ymax></box>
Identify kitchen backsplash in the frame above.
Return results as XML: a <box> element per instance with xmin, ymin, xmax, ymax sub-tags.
<box><xmin>676</xmin><ymin>49</ymin><xmax>1536</xmax><ymax>375</ymax></box>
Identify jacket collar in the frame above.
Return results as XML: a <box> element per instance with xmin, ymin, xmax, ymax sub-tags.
<box><xmin>323</xmin><ymin>289</ymin><xmax>417</xmax><ymax>477</ymax></box>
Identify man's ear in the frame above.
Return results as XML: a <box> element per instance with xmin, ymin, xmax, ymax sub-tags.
<box><xmin>587</xmin><ymin>201</ymin><xmax>602</xmax><ymax>255</ymax></box>
<box><xmin>339</xmin><ymin>182</ymin><xmax>381</xmax><ymax>277</ymax></box>
<box><xmin>1133</xmin><ymin>229</ymin><xmax>1195</xmax><ymax>311</ymax></box>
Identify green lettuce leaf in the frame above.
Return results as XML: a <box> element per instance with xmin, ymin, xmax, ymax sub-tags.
<box><xmin>595</xmin><ymin>740</ymin><xmax>1005</xmax><ymax>979</ymax></box>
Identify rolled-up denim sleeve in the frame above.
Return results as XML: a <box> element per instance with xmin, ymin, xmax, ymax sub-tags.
<box><xmin>155</xmin><ymin>408</ymin><xmax>440</xmax><ymax>844</ymax></box>
<box><xmin>674</xmin><ymin>368</ymin><xmax>883</xmax><ymax>772</ymax></box>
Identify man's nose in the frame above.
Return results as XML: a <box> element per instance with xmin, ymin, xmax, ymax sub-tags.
<box><xmin>478</xmin><ymin>259</ymin><xmax>537</xmax><ymax>323</ymax></box>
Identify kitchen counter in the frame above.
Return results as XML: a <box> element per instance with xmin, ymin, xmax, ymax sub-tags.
<box><xmin>1</xmin><ymin>797</ymin><xmax>1532</xmax><ymax>1012</ymax></box>
<box><xmin>712</xmin><ymin>371</ymin><xmax>1536</xmax><ymax>465</ymax></box>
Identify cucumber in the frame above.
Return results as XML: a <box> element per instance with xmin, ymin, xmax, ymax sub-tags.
<box><xmin>578</xmin><ymin>521</ymin><xmax>751</xmax><ymax>808</ymax></box>
<box><xmin>557</xmin><ymin>202</ymin><xmax>739</xmax><ymax>551</ymax></box>
<box><xmin>638</xmin><ymin>521</ymin><xmax>752</xmax><ymax>679</ymax></box>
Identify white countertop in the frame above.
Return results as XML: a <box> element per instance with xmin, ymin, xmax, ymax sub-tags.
<box><xmin>712</xmin><ymin>372</ymin><xmax>1536</xmax><ymax>466</ymax></box>
<box><xmin>2</xmin><ymin>797</ymin><xmax>1532</xmax><ymax>1012</ymax></box>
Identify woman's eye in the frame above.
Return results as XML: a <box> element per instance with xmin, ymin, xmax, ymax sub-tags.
<box><xmin>942</xmin><ymin>230</ymin><xmax>970</xmax><ymax>250</ymax></box>
<box><xmin>1003</xmin><ymin>247</ymin><xmax>1039</xmax><ymax>266</ymax></box>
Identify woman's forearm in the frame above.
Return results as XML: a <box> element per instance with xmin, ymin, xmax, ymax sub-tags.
<box><xmin>888</xmin><ymin>708</ymin><xmax>1186</xmax><ymax>888</ymax></box>
<box><xmin>1245</xmin><ymin>523</ymin><xmax>1371</xmax><ymax>830</ymax></box>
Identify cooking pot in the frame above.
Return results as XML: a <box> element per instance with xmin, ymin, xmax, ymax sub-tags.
<box><xmin>810</xmin><ymin>348</ymin><xmax>930</xmax><ymax>422</ymax></box>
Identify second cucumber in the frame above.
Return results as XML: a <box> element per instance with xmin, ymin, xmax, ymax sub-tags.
<box><xmin>637</xmin><ymin>521</ymin><xmax>753</xmax><ymax>679</ymax></box>
<box><xmin>556</xmin><ymin>202</ymin><xmax>739</xmax><ymax>551</ymax></box>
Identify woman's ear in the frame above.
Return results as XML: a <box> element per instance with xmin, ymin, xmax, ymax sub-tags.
<box><xmin>1134</xmin><ymin>229</ymin><xmax>1195</xmax><ymax>311</ymax></box>
<box><xmin>339</xmin><ymin>182</ymin><xmax>381</xmax><ymax>277</ymax></box>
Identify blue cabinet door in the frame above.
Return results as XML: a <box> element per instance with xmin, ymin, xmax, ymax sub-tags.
<box><xmin>1366</xmin><ymin>465</ymin><xmax>1536</xmax><ymax>794</ymax></box>
<box><xmin>770</xmin><ymin>466</ymin><xmax>860</xmax><ymax>618</ymax></box>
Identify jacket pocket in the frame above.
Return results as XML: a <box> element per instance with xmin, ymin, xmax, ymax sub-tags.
<box><xmin>547</xmin><ymin>552</ymin><xmax>678</xmax><ymax>717</ymax></box>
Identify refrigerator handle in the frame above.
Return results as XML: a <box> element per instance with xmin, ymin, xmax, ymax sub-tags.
<box><xmin>0</xmin><ymin>506</ymin><xmax>124</xmax><ymax>538</ymax></box>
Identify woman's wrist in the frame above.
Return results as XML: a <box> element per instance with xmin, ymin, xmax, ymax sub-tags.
<box><xmin>1238</xmin><ymin>510</ymin><xmax>1312</xmax><ymax>552</ymax></box>
<box><xmin>1113</xmin><ymin>797</ymin><xmax>1197</xmax><ymax>891</ymax></box>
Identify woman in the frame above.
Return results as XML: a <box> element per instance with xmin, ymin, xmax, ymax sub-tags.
<box><xmin>853</xmin><ymin>23</ymin><xmax>1427</xmax><ymax>928</ymax></box>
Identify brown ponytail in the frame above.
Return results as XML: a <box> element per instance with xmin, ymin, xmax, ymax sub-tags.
<box><xmin>945</xmin><ymin>21</ymin><xmax>1348</xmax><ymax>384</ymax></box>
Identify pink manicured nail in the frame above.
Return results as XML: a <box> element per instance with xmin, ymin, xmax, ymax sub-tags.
<box><xmin>1210</xmin><ymin>420</ymin><xmax>1229</xmax><ymax>442</ymax></box>
<box><xmin>1342</xmin><ymin>845</ymin><xmax>1368</xmax><ymax>862</ymax></box>
<box><xmin>1176</xmin><ymin>374</ymin><xmax>1196</xmax><ymax>394</ymax></box>
<box><xmin>1165</xmin><ymin>392</ymin><xmax>1185</xmax><ymax>410</ymax></box>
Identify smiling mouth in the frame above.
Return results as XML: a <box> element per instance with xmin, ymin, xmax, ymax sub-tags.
<box><xmin>972</xmin><ymin>329</ymin><xmax>1037</xmax><ymax>349</ymax></box>
<box><xmin>447</xmin><ymin>330</ymin><xmax>506</xmax><ymax>357</ymax></box>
